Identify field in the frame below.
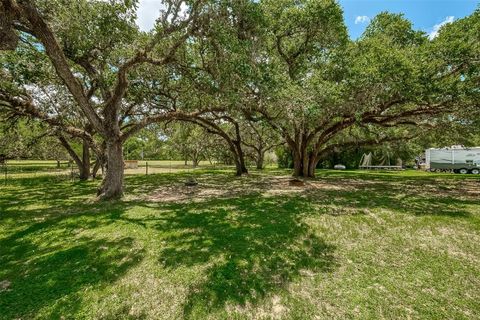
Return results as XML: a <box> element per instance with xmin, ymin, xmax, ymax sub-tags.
<box><xmin>1</xmin><ymin>165</ymin><xmax>479</xmax><ymax>319</ymax></box>
<box><xmin>1</xmin><ymin>160</ymin><xmax>228</xmax><ymax>178</ymax></box>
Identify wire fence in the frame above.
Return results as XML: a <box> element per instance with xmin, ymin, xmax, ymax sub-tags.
<box><xmin>132</xmin><ymin>160</ymin><xmax>222</xmax><ymax>175</ymax></box>
<box><xmin>1</xmin><ymin>161</ymin><xmax>79</xmax><ymax>184</ymax></box>
<box><xmin>1</xmin><ymin>160</ymin><xmax>234</xmax><ymax>185</ymax></box>
<box><xmin>1</xmin><ymin>159</ymin><xmax>273</xmax><ymax>187</ymax></box>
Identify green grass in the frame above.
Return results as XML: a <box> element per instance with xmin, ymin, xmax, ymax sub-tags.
<box><xmin>1</xmin><ymin>160</ymin><xmax>227</xmax><ymax>178</ymax></box>
<box><xmin>0</xmin><ymin>169</ymin><xmax>479</xmax><ymax>319</ymax></box>
<box><xmin>2</xmin><ymin>160</ymin><xmax>71</xmax><ymax>175</ymax></box>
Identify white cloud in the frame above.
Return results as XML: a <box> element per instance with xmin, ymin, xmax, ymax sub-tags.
<box><xmin>428</xmin><ymin>16</ymin><xmax>455</xmax><ymax>40</ymax></box>
<box><xmin>136</xmin><ymin>0</ymin><xmax>165</xmax><ymax>31</ymax></box>
<box><xmin>135</xmin><ymin>1</ymin><xmax>189</xmax><ymax>32</ymax></box>
<box><xmin>355</xmin><ymin>15</ymin><xmax>370</xmax><ymax>24</ymax></box>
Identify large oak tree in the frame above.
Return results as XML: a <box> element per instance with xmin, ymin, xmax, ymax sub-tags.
<box><xmin>246</xmin><ymin>2</ymin><xmax>479</xmax><ymax>177</ymax></box>
<box><xmin>1</xmin><ymin>0</ymin><xmax>211</xmax><ymax>198</ymax></box>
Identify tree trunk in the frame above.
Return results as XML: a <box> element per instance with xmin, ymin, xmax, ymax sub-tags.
<box><xmin>256</xmin><ymin>150</ymin><xmax>264</xmax><ymax>170</ymax></box>
<box><xmin>307</xmin><ymin>154</ymin><xmax>318</xmax><ymax>178</ymax></box>
<box><xmin>92</xmin><ymin>151</ymin><xmax>105</xmax><ymax>179</ymax></box>
<box><xmin>234</xmin><ymin>158</ymin><xmax>248</xmax><ymax>176</ymax></box>
<box><xmin>58</xmin><ymin>135</ymin><xmax>90</xmax><ymax>181</ymax></box>
<box><xmin>291</xmin><ymin>145</ymin><xmax>317</xmax><ymax>178</ymax></box>
<box><xmin>78</xmin><ymin>162</ymin><xmax>90</xmax><ymax>181</ymax></box>
<box><xmin>302</xmin><ymin>149</ymin><xmax>309</xmax><ymax>177</ymax></box>
<box><xmin>231</xmin><ymin>149</ymin><xmax>248</xmax><ymax>176</ymax></box>
<box><xmin>92</xmin><ymin>160</ymin><xmax>101</xmax><ymax>179</ymax></box>
<box><xmin>234</xmin><ymin>141</ymin><xmax>248</xmax><ymax>176</ymax></box>
<box><xmin>97</xmin><ymin>139</ymin><xmax>124</xmax><ymax>200</ymax></box>
<box><xmin>192</xmin><ymin>158</ymin><xmax>199</xmax><ymax>167</ymax></box>
<box><xmin>293</xmin><ymin>151</ymin><xmax>303</xmax><ymax>177</ymax></box>
<box><xmin>78</xmin><ymin>138</ymin><xmax>91</xmax><ymax>180</ymax></box>
<box><xmin>92</xmin><ymin>142</ymin><xmax>106</xmax><ymax>179</ymax></box>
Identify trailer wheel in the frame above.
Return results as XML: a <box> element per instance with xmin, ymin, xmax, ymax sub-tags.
<box><xmin>471</xmin><ymin>168</ymin><xmax>480</xmax><ymax>175</ymax></box>
<box><xmin>459</xmin><ymin>168</ymin><xmax>469</xmax><ymax>174</ymax></box>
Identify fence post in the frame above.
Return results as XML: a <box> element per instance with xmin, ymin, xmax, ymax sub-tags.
<box><xmin>146</xmin><ymin>161</ymin><xmax>148</xmax><ymax>175</ymax></box>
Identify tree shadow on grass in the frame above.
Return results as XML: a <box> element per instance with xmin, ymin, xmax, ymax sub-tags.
<box><xmin>124</xmin><ymin>170</ymin><xmax>263</xmax><ymax>199</ymax></box>
<box><xmin>305</xmin><ymin>185</ymin><xmax>477</xmax><ymax>218</ymax></box>
<box><xmin>0</xmin><ymin>176</ymin><xmax>98</xmax><ymax>225</ymax></box>
<box><xmin>116</xmin><ymin>193</ymin><xmax>336</xmax><ymax>318</ymax></box>
<box><xmin>0</xmin><ymin>217</ymin><xmax>144</xmax><ymax>319</ymax></box>
<box><xmin>316</xmin><ymin>169</ymin><xmax>480</xmax><ymax>182</ymax></box>
<box><xmin>3</xmin><ymin>170</ymin><xmax>474</xmax><ymax>318</ymax></box>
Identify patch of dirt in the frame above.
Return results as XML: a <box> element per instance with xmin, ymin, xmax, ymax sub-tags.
<box><xmin>226</xmin><ymin>294</ymin><xmax>289</xmax><ymax>320</ymax></box>
<box><xmin>145</xmin><ymin>176</ymin><xmax>364</xmax><ymax>203</ymax></box>
<box><xmin>400</xmin><ymin>179</ymin><xmax>480</xmax><ymax>200</ymax></box>
<box><xmin>143</xmin><ymin>174</ymin><xmax>479</xmax><ymax>204</ymax></box>
<box><xmin>270</xmin><ymin>295</ymin><xmax>288</xmax><ymax>319</ymax></box>
<box><xmin>0</xmin><ymin>280</ymin><xmax>11</xmax><ymax>291</ymax></box>
<box><xmin>289</xmin><ymin>179</ymin><xmax>305</xmax><ymax>186</ymax></box>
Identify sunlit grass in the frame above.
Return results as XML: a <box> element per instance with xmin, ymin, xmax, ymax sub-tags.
<box><xmin>0</xmin><ymin>169</ymin><xmax>479</xmax><ymax>319</ymax></box>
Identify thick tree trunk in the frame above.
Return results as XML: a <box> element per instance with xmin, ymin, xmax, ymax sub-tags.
<box><xmin>293</xmin><ymin>152</ymin><xmax>303</xmax><ymax>177</ymax></box>
<box><xmin>308</xmin><ymin>155</ymin><xmax>318</xmax><ymax>178</ymax></box>
<box><xmin>0</xmin><ymin>8</ymin><xmax>19</xmax><ymax>50</ymax></box>
<box><xmin>234</xmin><ymin>141</ymin><xmax>248</xmax><ymax>176</ymax></box>
<box><xmin>291</xmin><ymin>146</ymin><xmax>317</xmax><ymax>178</ymax></box>
<box><xmin>78</xmin><ymin>162</ymin><xmax>90</xmax><ymax>181</ymax></box>
<box><xmin>192</xmin><ymin>158</ymin><xmax>199</xmax><ymax>167</ymax></box>
<box><xmin>234</xmin><ymin>159</ymin><xmax>248</xmax><ymax>176</ymax></box>
<box><xmin>302</xmin><ymin>149</ymin><xmax>309</xmax><ymax>177</ymax></box>
<box><xmin>97</xmin><ymin>139</ymin><xmax>124</xmax><ymax>200</ymax></box>
<box><xmin>256</xmin><ymin>150</ymin><xmax>264</xmax><ymax>170</ymax></box>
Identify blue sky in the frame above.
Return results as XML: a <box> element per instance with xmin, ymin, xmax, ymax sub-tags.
<box><xmin>340</xmin><ymin>0</ymin><xmax>479</xmax><ymax>39</ymax></box>
<box><xmin>136</xmin><ymin>0</ymin><xmax>479</xmax><ymax>39</ymax></box>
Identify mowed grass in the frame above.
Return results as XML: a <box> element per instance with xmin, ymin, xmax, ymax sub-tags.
<box><xmin>0</xmin><ymin>169</ymin><xmax>479</xmax><ymax>319</ymax></box>
<box><xmin>1</xmin><ymin>160</ymin><xmax>225</xmax><ymax>177</ymax></box>
<box><xmin>2</xmin><ymin>160</ymin><xmax>71</xmax><ymax>176</ymax></box>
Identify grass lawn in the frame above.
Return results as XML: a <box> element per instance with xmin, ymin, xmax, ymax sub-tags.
<box><xmin>1</xmin><ymin>160</ymin><xmax>224</xmax><ymax>177</ymax></box>
<box><xmin>0</xmin><ymin>169</ymin><xmax>479</xmax><ymax>319</ymax></box>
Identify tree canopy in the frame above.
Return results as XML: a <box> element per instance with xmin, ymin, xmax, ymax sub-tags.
<box><xmin>1</xmin><ymin>0</ymin><xmax>478</xmax><ymax>198</ymax></box>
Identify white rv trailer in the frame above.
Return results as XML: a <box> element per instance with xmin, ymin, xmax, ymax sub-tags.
<box><xmin>425</xmin><ymin>146</ymin><xmax>480</xmax><ymax>174</ymax></box>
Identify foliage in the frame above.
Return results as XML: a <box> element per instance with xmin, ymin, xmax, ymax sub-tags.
<box><xmin>0</xmin><ymin>1</ymin><xmax>478</xmax><ymax>194</ymax></box>
<box><xmin>0</xmin><ymin>120</ymin><xmax>68</xmax><ymax>160</ymax></box>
